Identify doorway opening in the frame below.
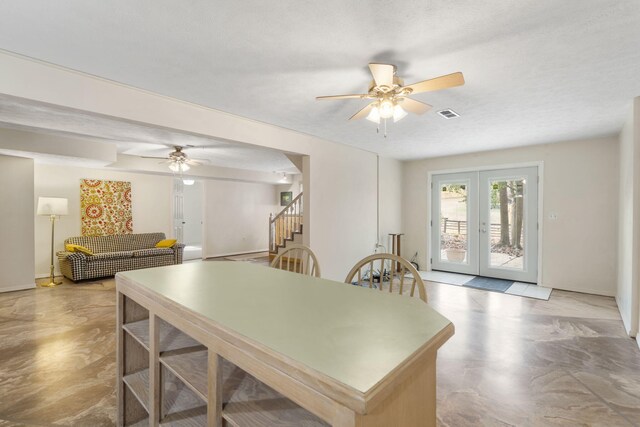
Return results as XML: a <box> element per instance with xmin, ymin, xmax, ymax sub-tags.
<box><xmin>173</xmin><ymin>178</ymin><xmax>203</xmax><ymax>261</ymax></box>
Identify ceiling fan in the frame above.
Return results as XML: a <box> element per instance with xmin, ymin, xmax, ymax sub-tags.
<box><xmin>317</xmin><ymin>63</ymin><xmax>464</xmax><ymax>134</ymax></box>
<box><xmin>142</xmin><ymin>145</ymin><xmax>209</xmax><ymax>173</ymax></box>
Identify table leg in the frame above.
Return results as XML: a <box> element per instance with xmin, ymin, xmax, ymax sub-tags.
<box><xmin>207</xmin><ymin>351</ymin><xmax>223</xmax><ymax>427</ymax></box>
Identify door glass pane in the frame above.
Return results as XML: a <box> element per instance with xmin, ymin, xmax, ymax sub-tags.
<box><xmin>489</xmin><ymin>179</ymin><xmax>525</xmax><ymax>270</ymax></box>
<box><xmin>440</xmin><ymin>182</ymin><xmax>468</xmax><ymax>264</ymax></box>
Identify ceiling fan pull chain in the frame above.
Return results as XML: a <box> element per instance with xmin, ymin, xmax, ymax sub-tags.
<box><xmin>384</xmin><ymin>118</ymin><xmax>387</xmax><ymax>138</ymax></box>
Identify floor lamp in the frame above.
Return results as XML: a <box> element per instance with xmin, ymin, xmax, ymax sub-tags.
<box><xmin>37</xmin><ymin>197</ymin><xmax>69</xmax><ymax>287</ymax></box>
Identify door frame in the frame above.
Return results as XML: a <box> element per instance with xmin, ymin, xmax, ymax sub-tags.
<box><xmin>426</xmin><ymin>161</ymin><xmax>544</xmax><ymax>286</ymax></box>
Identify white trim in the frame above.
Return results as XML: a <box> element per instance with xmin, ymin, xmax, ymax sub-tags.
<box><xmin>537</xmin><ymin>162</ymin><xmax>545</xmax><ymax>288</ymax></box>
<box><xmin>425</xmin><ymin>161</ymin><xmax>544</xmax><ymax>176</ymax></box>
<box><xmin>200</xmin><ymin>181</ymin><xmax>207</xmax><ymax>260</ymax></box>
<box><xmin>427</xmin><ymin>161</ymin><xmax>545</xmax><ymax>286</ymax></box>
<box><xmin>616</xmin><ymin>296</ymin><xmax>634</xmax><ymax>334</ymax></box>
<box><xmin>204</xmin><ymin>249</ymin><xmax>269</xmax><ymax>259</ymax></box>
<box><xmin>36</xmin><ymin>272</ymin><xmax>60</xmax><ymax>279</ymax></box>
<box><xmin>0</xmin><ymin>282</ymin><xmax>36</xmax><ymax>293</ymax></box>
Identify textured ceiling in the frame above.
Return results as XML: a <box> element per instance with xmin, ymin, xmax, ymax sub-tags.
<box><xmin>0</xmin><ymin>95</ymin><xmax>296</xmax><ymax>173</ymax></box>
<box><xmin>1</xmin><ymin>1</ymin><xmax>639</xmax><ymax>159</ymax></box>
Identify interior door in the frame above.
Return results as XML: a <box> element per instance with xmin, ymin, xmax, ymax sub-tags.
<box><xmin>478</xmin><ymin>167</ymin><xmax>538</xmax><ymax>282</ymax></box>
<box><xmin>173</xmin><ymin>178</ymin><xmax>185</xmax><ymax>243</ymax></box>
<box><xmin>430</xmin><ymin>172</ymin><xmax>479</xmax><ymax>275</ymax></box>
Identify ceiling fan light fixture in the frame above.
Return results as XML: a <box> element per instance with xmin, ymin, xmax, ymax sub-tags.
<box><xmin>393</xmin><ymin>104</ymin><xmax>408</xmax><ymax>122</ymax></box>
<box><xmin>169</xmin><ymin>162</ymin><xmax>190</xmax><ymax>173</ymax></box>
<box><xmin>378</xmin><ymin>99</ymin><xmax>395</xmax><ymax>119</ymax></box>
<box><xmin>365</xmin><ymin>106</ymin><xmax>381</xmax><ymax>123</ymax></box>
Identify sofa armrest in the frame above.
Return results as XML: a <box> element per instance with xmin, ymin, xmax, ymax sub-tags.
<box><xmin>56</xmin><ymin>251</ymin><xmax>88</xmax><ymax>281</ymax></box>
<box><xmin>56</xmin><ymin>251</ymin><xmax>87</xmax><ymax>261</ymax></box>
<box><xmin>173</xmin><ymin>243</ymin><xmax>185</xmax><ymax>264</ymax></box>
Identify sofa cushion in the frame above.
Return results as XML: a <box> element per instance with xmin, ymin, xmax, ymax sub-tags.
<box><xmin>65</xmin><ymin>244</ymin><xmax>94</xmax><ymax>255</ymax></box>
<box><xmin>155</xmin><ymin>239</ymin><xmax>177</xmax><ymax>248</ymax></box>
<box><xmin>86</xmin><ymin>251</ymin><xmax>135</xmax><ymax>262</ymax></box>
<box><xmin>132</xmin><ymin>248</ymin><xmax>174</xmax><ymax>257</ymax></box>
<box><xmin>64</xmin><ymin>233</ymin><xmax>167</xmax><ymax>253</ymax></box>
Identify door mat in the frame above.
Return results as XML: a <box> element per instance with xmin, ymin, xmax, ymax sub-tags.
<box><xmin>464</xmin><ymin>276</ymin><xmax>514</xmax><ymax>293</ymax></box>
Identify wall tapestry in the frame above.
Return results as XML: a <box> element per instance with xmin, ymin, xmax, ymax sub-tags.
<box><xmin>80</xmin><ymin>179</ymin><xmax>133</xmax><ymax>236</ymax></box>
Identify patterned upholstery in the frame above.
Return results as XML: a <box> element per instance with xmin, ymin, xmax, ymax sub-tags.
<box><xmin>57</xmin><ymin>233</ymin><xmax>184</xmax><ymax>282</ymax></box>
<box><xmin>132</xmin><ymin>248</ymin><xmax>174</xmax><ymax>257</ymax></box>
<box><xmin>87</xmin><ymin>251</ymin><xmax>135</xmax><ymax>261</ymax></box>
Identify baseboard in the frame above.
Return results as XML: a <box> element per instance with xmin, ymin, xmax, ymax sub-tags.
<box><xmin>35</xmin><ymin>272</ymin><xmax>62</xmax><ymax>279</ymax></box>
<box><xmin>205</xmin><ymin>249</ymin><xmax>268</xmax><ymax>259</ymax></box>
<box><xmin>615</xmin><ymin>295</ymin><xmax>632</xmax><ymax>335</ymax></box>
<box><xmin>548</xmin><ymin>284</ymin><xmax>614</xmax><ymax>298</ymax></box>
<box><xmin>0</xmin><ymin>282</ymin><xmax>36</xmax><ymax>293</ymax></box>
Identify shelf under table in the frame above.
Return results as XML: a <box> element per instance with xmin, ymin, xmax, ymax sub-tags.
<box><xmin>161</xmin><ymin>348</ymin><xmax>329</xmax><ymax>427</ymax></box>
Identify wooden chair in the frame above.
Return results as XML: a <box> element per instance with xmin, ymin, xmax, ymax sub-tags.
<box><xmin>344</xmin><ymin>253</ymin><xmax>427</xmax><ymax>302</ymax></box>
<box><xmin>270</xmin><ymin>244</ymin><xmax>321</xmax><ymax>278</ymax></box>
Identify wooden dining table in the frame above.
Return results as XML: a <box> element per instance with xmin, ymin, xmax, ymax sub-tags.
<box><xmin>116</xmin><ymin>261</ymin><xmax>454</xmax><ymax>426</ymax></box>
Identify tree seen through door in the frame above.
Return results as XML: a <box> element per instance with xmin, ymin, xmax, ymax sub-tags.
<box><xmin>440</xmin><ymin>180</ymin><xmax>525</xmax><ymax>268</ymax></box>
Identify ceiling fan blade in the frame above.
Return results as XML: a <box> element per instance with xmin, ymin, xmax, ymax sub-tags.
<box><xmin>141</xmin><ymin>156</ymin><xmax>169</xmax><ymax>160</ymax></box>
<box><xmin>369</xmin><ymin>63</ymin><xmax>395</xmax><ymax>88</ymax></box>
<box><xmin>404</xmin><ymin>72</ymin><xmax>465</xmax><ymax>94</ymax></box>
<box><xmin>349</xmin><ymin>102</ymin><xmax>375</xmax><ymax>121</ymax></box>
<box><xmin>187</xmin><ymin>158</ymin><xmax>210</xmax><ymax>165</ymax></box>
<box><xmin>400</xmin><ymin>98</ymin><xmax>433</xmax><ymax>115</ymax></box>
<box><xmin>316</xmin><ymin>94</ymin><xmax>368</xmax><ymax>100</ymax></box>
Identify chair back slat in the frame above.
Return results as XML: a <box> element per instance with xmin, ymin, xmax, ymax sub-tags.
<box><xmin>270</xmin><ymin>244</ymin><xmax>321</xmax><ymax>278</ymax></box>
<box><xmin>368</xmin><ymin>261</ymin><xmax>374</xmax><ymax>288</ymax></box>
<box><xmin>344</xmin><ymin>253</ymin><xmax>427</xmax><ymax>303</ymax></box>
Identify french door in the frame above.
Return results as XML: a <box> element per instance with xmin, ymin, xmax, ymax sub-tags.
<box><xmin>431</xmin><ymin>167</ymin><xmax>538</xmax><ymax>283</ymax></box>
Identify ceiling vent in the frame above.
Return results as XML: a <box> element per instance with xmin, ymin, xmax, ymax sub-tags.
<box><xmin>437</xmin><ymin>109</ymin><xmax>460</xmax><ymax>119</ymax></box>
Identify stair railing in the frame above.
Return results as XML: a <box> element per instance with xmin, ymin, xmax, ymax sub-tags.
<box><xmin>269</xmin><ymin>192</ymin><xmax>303</xmax><ymax>253</ymax></box>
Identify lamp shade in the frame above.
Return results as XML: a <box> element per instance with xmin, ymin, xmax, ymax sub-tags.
<box><xmin>37</xmin><ymin>197</ymin><xmax>69</xmax><ymax>216</ymax></box>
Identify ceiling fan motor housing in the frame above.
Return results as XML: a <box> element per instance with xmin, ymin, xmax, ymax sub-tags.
<box><xmin>368</xmin><ymin>76</ymin><xmax>404</xmax><ymax>95</ymax></box>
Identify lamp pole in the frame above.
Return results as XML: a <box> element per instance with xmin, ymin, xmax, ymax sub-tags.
<box><xmin>37</xmin><ymin>197</ymin><xmax>68</xmax><ymax>288</ymax></box>
<box><xmin>43</xmin><ymin>214</ymin><xmax>60</xmax><ymax>287</ymax></box>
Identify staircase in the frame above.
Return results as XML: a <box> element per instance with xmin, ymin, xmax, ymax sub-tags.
<box><xmin>269</xmin><ymin>192</ymin><xmax>303</xmax><ymax>260</ymax></box>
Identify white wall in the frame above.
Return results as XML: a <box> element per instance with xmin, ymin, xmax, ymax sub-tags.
<box><xmin>34</xmin><ymin>164</ymin><xmax>173</xmax><ymax>277</ymax></box>
<box><xmin>378</xmin><ymin>156</ymin><xmax>404</xmax><ymax>252</ymax></box>
<box><xmin>403</xmin><ymin>137</ymin><xmax>619</xmax><ymax>296</ymax></box>
<box><xmin>0</xmin><ymin>155</ymin><xmax>35</xmax><ymax>292</ymax></box>
<box><xmin>617</xmin><ymin>97</ymin><xmax>640</xmax><ymax>338</ymax></box>
<box><xmin>203</xmin><ymin>180</ymin><xmax>278</xmax><ymax>257</ymax></box>
<box><xmin>0</xmin><ymin>52</ymin><xmax>382</xmax><ymax>281</ymax></box>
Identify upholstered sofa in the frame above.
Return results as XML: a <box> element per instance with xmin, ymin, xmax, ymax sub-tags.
<box><xmin>57</xmin><ymin>232</ymin><xmax>184</xmax><ymax>282</ymax></box>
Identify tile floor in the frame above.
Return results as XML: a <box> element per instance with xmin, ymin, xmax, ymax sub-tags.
<box><xmin>0</xmin><ymin>264</ymin><xmax>638</xmax><ymax>426</ymax></box>
<box><xmin>416</xmin><ymin>270</ymin><xmax>553</xmax><ymax>300</ymax></box>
